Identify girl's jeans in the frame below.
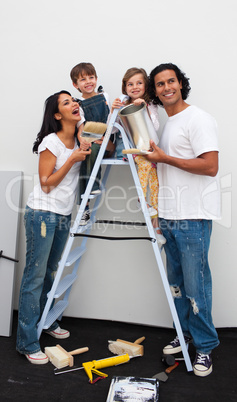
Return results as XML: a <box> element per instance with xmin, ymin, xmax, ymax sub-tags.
<box><xmin>159</xmin><ymin>218</ymin><xmax>219</xmax><ymax>354</ymax></box>
<box><xmin>16</xmin><ymin>207</ymin><xmax>71</xmax><ymax>355</ymax></box>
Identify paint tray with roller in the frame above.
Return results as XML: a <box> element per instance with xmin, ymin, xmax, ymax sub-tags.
<box><xmin>108</xmin><ymin>336</ymin><xmax>145</xmax><ymax>357</ymax></box>
<box><xmin>81</xmin><ymin>121</ymin><xmax>107</xmax><ymax>144</ymax></box>
<box><xmin>45</xmin><ymin>344</ymin><xmax>89</xmax><ymax>369</ymax></box>
<box><xmin>118</xmin><ymin>103</ymin><xmax>157</xmax><ymax>155</ymax></box>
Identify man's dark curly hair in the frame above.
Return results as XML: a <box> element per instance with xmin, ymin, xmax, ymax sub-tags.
<box><xmin>148</xmin><ymin>63</ymin><xmax>191</xmax><ymax>106</ymax></box>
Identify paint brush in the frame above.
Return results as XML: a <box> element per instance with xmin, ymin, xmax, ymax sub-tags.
<box><xmin>44</xmin><ymin>344</ymin><xmax>89</xmax><ymax>369</ymax></box>
<box><xmin>81</xmin><ymin>121</ymin><xmax>107</xmax><ymax>144</ymax></box>
<box><xmin>108</xmin><ymin>336</ymin><xmax>145</xmax><ymax>356</ymax></box>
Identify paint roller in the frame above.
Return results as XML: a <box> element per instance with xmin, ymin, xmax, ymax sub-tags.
<box><xmin>44</xmin><ymin>344</ymin><xmax>89</xmax><ymax>369</ymax></box>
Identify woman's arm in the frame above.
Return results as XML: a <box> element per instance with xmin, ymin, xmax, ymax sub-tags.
<box><xmin>39</xmin><ymin>148</ymin><xmax>91</xmax><ymax>193</ymax></box>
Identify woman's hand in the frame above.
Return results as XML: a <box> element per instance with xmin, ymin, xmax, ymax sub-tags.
<box><xmin>71</xmin><ymin>148</ymin><xmax>91</xmax><ymax>162</ymax></box>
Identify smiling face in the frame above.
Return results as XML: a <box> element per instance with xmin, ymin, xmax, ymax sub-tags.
<box><xmin>73</xmin><ymin>73</ymin><xmax>97</xmax><ymax>98</ymax></box>
<box><xmin>55</xmin><ymin>93</ymin><xmax>81</xmax><ymax>123</ymax></box>
<box><xmin>125</xmin><ymin>73</ymin><xmax>146</xmax><ymax>101</ymax></box>
<box><xmin>154</xmin><ymin>69</ymin><xmax>186</xmax><ymax>115</ymax></box>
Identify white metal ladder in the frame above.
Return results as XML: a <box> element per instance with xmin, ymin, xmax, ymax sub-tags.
<box><xmin>37</xmin><ymin>103</ymin><xmax>193</xmax><ymax>372</ymax></box>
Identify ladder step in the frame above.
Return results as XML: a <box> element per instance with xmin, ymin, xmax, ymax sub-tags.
<box><xmin>101</xmin><ymin>158</ymin><xmax>129</xmax><ymax>165</ymax></box>
<box><xmin>42</xmin><ymin>300</ymin><xmax>68</xmax><ymax>330</ymax></box>
<box><xmin>65</xmin><ymin>245</ymin><xmax>86</xmax><ymax>266</ymax></box>
<box><xmin>81</xmin><ymin>193</ymin><xmax>99</xmax><ymax>199</ymax></box>
<box><xmin>54</xmin><ymin>272</ymin><xmax>77</xmax><ymax>298</ymax></box>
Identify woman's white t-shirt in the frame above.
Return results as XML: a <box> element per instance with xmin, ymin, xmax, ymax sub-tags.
<box><xmin>27</xmin><ymin>133</ymin><xmax>81</xmax><ymax>215</ymax></box>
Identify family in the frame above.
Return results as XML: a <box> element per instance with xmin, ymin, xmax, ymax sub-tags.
<box><xmin>16</xmin><ymin>62</ymin><xmax>221</xmax><ymax>378</ymax></box>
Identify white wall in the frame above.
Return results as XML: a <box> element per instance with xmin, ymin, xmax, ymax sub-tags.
<box><xmin>0</xmin><ymin>0</ymin><xmax>236</xmax><ymax>328</ymax></box>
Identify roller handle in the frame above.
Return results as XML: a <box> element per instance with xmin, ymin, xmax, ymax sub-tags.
<box><xmin>93</xmin><ymin>353</ymin><xmax>130</xmax><ymax>370</ymax></box>
<box><xmin>69</xmin><ymin>347</ymin><xmax>89</xmax><ymax>356</ymax></box>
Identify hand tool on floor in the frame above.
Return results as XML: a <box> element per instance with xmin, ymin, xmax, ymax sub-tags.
<box><xmin>153</xmin><ymin>361</ymin><xmax>179</xmax><ymax>383</ymax></box>
<box><xmin>108</xmin><ymin>336</ymin><xmax>145</xmax><ymax>356</ymax></box>
<box><xmin>162</xmin><ymin>354</ymin><xmax>176</xmax><ymax>367</ymax></box>
<box><xmin>54</xmin><ymin>353</ymin><xmax>137</xmax><ymax>384</ymax></box>
<box><xmin>81</xmin><ymin>121</ymin><xmax>107</xmax><ymax>143</ymax></box>
<box><xmin>44</xmin><ymin>344</ymin><xmax>89</xmax><ymax>369</ymax></box>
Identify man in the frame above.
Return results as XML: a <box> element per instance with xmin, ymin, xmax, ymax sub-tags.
<box><xmin>147</xmin><ymin>63</ymin><xmax>220</xmax><ymax>377</ymax></box>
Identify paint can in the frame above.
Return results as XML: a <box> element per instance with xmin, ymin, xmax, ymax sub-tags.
<box><xmin>118</xmin><ymin>103</ymin><xmax>157</xmax><ymax>151</ymax></box>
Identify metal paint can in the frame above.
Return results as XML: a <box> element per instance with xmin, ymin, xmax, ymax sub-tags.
<box><xmin>118</xmin><ymin>103</ymin><xmax>157</xmax><ymax>151</ymax></box>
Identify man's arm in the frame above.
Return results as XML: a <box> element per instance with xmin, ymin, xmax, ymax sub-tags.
<box><xmin>146</xmin><ymin>140</ymin><xmax>219</xmax><ymax>177</ymax></box>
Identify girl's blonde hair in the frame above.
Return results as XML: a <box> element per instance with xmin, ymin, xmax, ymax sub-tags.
<box><xmin>122</xmin><ymin>67</ymin><xmax>150</xmax><ymax>104</ymax></box>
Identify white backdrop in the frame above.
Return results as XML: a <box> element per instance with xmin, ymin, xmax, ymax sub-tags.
<box><xmin>0</xmin><ymin>0</ymin><xmax>236</xmax><ymax>328</ymax></box>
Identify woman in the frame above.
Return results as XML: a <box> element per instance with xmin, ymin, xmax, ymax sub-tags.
<box><xmin>16</xmin><ymin>91</ymin><xmax>90</xmax><ymax>364</ymax></box>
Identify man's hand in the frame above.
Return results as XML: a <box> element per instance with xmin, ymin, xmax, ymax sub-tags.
<box><xmin>146</xmin><ymin>140</ymin><xmax>167</xmax><ymax>163</ymax></box>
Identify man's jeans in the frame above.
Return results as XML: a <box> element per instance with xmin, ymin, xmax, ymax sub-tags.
<box><xmin>160</xmin><ymin>218</ymin><xmax>219</xmax><ymax>354</ymax></box>
<box><xmin>16</xmin><ymin>207</ymin><xmax>71</xmax><ymax>354</ymax></box>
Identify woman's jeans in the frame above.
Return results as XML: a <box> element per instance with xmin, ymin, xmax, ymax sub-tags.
<box><xmin>159</xmin><ymin>218</ymin><xmax>219</xmax><ymax>355</ymax></box>
<box><xmin>16</xmin><ymin>207</ymin><xmax>71</xmax><ymax>355</ymax></box>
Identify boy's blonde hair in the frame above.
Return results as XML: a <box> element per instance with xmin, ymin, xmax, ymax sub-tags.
<box><xmin>122</xmin><ymin>67</ymin><xmax>150</xmax><ymax>104</ymax></box>
<box><xmin>70</xmin><ymin>62</ymin><xmax>97</xmax><ymax>85</ymax></box>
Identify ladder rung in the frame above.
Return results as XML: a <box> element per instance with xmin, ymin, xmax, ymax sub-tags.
<box><xmin>101</xmin><ymin>158</ymin><xmax>129</xmax><ymax>165</ymax></box>
<box><xmin>54</xmin><ymin>273</ymin><xmax>77</xmax><ymax>298</ymax></box>
<box><xmin>81</xmin><ymin>193</ymin><xmax>98</xmax><ymax>199</ymax></box>
<box><xmin>65</xmin><ymin>246</ymin><xmax>86</xmax><ymax>266</ymax></box>
<box><xmin>42</xmin><ymin>300</ymin><xmax>68</xmax><ymax>330</ymax></box>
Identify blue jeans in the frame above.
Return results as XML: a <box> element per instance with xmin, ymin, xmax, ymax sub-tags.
<box><xmin>159</xmin><ymin>218</ymin><xmax>219</xmax><ymax>355</ymax></box>
<box><xmin>16</xmin><ymin>207</ymin><xmax>71</xmax><ymax>355</ymax></box>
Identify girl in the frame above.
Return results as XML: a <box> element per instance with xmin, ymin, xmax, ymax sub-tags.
<box><xmin>16</xmin><ymin>91</ymin><xmax>91</xmax><ymax>364</ymax></box>
<box><xmin>112</xmin><ymin>68</ymin><xmax>166</xmax><ymax>246</ymax></box>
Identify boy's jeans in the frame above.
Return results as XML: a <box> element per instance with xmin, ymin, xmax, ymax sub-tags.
<box><xmin>78</xmin><ymin>94</ymin><xmax>110</xmax><ymax>198</ymax></box>
<box><xmin>159</xmin><ymin>218</ymin><xmax>219</xmax><ymax>354</ymax></box>
<box><xmin>16</xmin><ymin>207</ymin><xmax>71</xmax><ymax>354</ymax></box>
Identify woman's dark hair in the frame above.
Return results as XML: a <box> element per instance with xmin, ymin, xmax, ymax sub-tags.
<box><xmin>32</xmin><ymin>90</ymin><xmax>72</xmax><ymax>153</ymax></box>
<box><xmin>148</xmin><ymin>63</ymin><xmax>191</xmax><ymax>106</ymax></box>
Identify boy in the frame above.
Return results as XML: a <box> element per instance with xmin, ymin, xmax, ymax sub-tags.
<box><xmin>70</xmin><ymin>62</ymin><xmax>115</xmax><ymax>225</ymax></box>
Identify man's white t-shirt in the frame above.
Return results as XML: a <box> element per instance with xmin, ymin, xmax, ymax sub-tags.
<box><xmin>158</xmin><ymin>105</ymin><xmax>221</xmax><ymax>220</ymax></box>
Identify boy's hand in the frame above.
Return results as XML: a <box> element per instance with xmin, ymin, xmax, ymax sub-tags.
<box><xmin>79</xmin><ymin>137</ymin><xmax>92</xmax><ymax>151</ymax></box>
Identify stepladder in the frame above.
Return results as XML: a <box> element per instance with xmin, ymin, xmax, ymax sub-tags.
<box><xmin>37</xmin><ymin>101</ymin><xmax>193</xmax><ymax>372</ymax></box>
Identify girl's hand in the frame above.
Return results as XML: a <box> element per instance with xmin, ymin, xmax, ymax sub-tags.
<box><xmin>133</xmin><ymin>98</ymin><xmax>146</xmax><ymax>106</ymax></box>
<box><xmin>111</xmin><ymin>98</ymin><xmax>125</xmax><ymax>112</ymax></box>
